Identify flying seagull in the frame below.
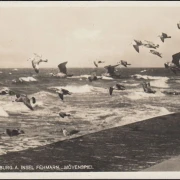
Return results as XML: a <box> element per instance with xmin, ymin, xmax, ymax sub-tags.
<box><xmin>150</xmin><ymin>50</ymin><xmax>162</xmax><ymax>58</ymax></box>
<box><xmin>143</xmin><ymin>40</ymin><xmax>159</xmax><ymax>49</ymax></box>
<box><xmin>94</xmin><ymin>61</ymin><xmax>98</xmax><ymax>68</ymax></box>
<box><xmin>28</xmin><ymin>54</ymin><xmax>48</xmax><ymax>74</ymax></box>
<box><xmin>142</xmin><ymin>81</ymin><xmax>156</xmax><ymax>94</ymax></box>
<box><xmin>164</xmin><ymin>52</ymin><xmax>180</xmax><ymax>75</ymax></box>
<box><xmin>120</xmin><ymin>60</ymin><xmax>131</xmax><ymax>67</ymax></box>
<box><xmin>104</xmin><ymin>63</ymin><xmax>121</xmax><ymax>77</ymax></box>
<box><xmin>56</xmin><ymin>88</ymin><xmax>72</xmax><ymax>101</ymax></box>
<box><xmin>14</xmin><ymin>94</ymin><xmax>36</xmax><ymax>111</ymax></box>
<box><xmin>58</xmin><ymin>61</ymin><xmax>68</xmax><ymax>74</ymax></box>
<box><xmin>109</xmin><ymin>83</ymin><xmax>126</xmax><ymax>95</ymax></box>
<box><xmin>6</xmin><ymin>129</ymin><xmax>25</xmax><ymax>137</ymax></box>
<box><xmin>158</xmin><ymin>33</ymin><xmax>171</xmax><ymax>43</ymax></box>
<box><xmin>53</xmin><ymin>61</ymin><xmax>73</xmax><ymax>77</ymax></box>
<box><xmin>98</xmin><ymin>61</ymin><xmax>105</xmax><ymax>64</ymax></box>
<box><xmin>59</xmin><ymin>112</ymin><xmax>71</xmax><ymax>118</ymax></box>
<box><xmin>61</xmin><ymin>128</ymin><xmax>79</xmax><ymax>137</ymax></box>
<box><xmin>88</xmin><ymin>72</ymin><xmax>102</xmax><ymax>82</ymax></box>
<box><xmin>132</xmin><ymin>39</ymin><xmax>144</xmax><ymax>53</ymax></box>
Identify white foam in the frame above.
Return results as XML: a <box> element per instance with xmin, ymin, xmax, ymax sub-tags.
<box><xmin>150</xmin><ymin>79</ymin><xmax>169</xmax><ymax>88</ymax></box>
<box><xmin>48</xmin><ymin>84</ymin><xmax>96</xmax><ymax>94</ymax></box>
<box><xmin>126</xmin><ymin>89</ymin><xmax>165</xmax><ymax>100</ymax></box>
<box><xmin>113</xmin><ymin>105</ymin><xmax>172</xmax><ymax>128</ymax></box>
<box><xmin>68</xmin><ymin>74</ymin><xmax>114</xmax><ymax>80</ymax></box>
<box><xmin>19</xmin><ymin>77</ymin><xmax>37</xmax><ymax>82</ymax></box>
<box><xmin>126</xmin><ymin>83</ymin><xmax>139</xmax><ymax>87</ymax></box>
<box><xmin>0</xmin><ymin>107</ymin><xmax>9</xmax><ymax>117</ymax></box>
<box><xmin>131</xmin><ymin>74</ymin><xmax>169</xmax><ymax>88</ymax></box>
<box><xmin>102</xmin><ymin>76</ymin><xmax>114</xmax><ymax>80</ymax></box>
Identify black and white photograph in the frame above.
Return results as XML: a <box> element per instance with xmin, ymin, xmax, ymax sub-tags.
<box><xmin>0</xmin><ymin>1</ymin><xmax>180</xmax><ymax>179</ymax></box>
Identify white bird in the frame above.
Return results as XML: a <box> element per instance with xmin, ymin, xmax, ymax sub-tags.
<box><xmin>61</xmin><ymin>128</ymin><xmax>79</xmax><ymax>137</ymax></box>
<box><xmin>28</xmin><ymin>53</ymin><xmax>48</xmax><ymax>73</ymax></box>
<box><xmin>14</xmin><ymin>94</ymin><xmax>36</xmax><ymax>111</ymax></box>
<box><xmin>143</xmin><ymin>40</ymin><xmax>159</xmax><ymax>49</ymax></box>
<box><xmin>150</xmin><ymin>50</ymin><xmax>162</xmax><ymax>58</ymax></box>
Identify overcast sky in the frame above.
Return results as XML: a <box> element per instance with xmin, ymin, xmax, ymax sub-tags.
<box><xmin>0</xmin><ymin>2</ymin><xmax>180</xmax><ymax>68</ymax></box>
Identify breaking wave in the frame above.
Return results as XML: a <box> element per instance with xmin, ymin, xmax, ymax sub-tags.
<box><xmin>48</xmin><ymin>84</ymin><xmax>106</xmax><ymax>94</ymax></box>
<box><xmin>131</xmin><ymin>74</ymin><xmax>169</xmax><ymax>88</ymax></box>
<box><xmin>125</xmin><ymin>89</ymin><xmax>165</xmax><ymax>100</ymax></box>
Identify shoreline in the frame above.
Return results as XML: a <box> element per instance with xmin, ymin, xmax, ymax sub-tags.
<box><xmin>1</xmin><ymin>112</ymin><xmax>180</xmax><ymax>172</ymax></box>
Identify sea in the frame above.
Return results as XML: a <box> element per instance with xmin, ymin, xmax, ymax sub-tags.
<box><xmin>0</xmin><ymin>67</ymin><xmax>180</xmax><ymax>155</ymax></box>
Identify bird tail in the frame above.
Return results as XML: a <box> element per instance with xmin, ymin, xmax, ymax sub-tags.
<box><xmin>167</xmin><ymin>36</ymin><xmax>171</xmax><ymax>38</ymax></box>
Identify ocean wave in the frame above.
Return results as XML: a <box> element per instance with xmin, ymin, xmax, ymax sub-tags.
<box><xmin>115</xmin><ymin>105</ymin><xmax>172</xmax><ymax>127</ymax></box>
<box><xmin>125</xmin><ymin>89</ymin><xmax>165</xmax><ymax>100</ymax></box>
<box><xmin>48</xmin><ymin>84</ymin><xmax>106</xmax><ymax>94</ymax></box>
<box><xmin>67</xmin><ymin>74</ymin><xmax>114</xmax><ymax>80</ymax></box>
<box><xmin>0</xmin><ymin>107</ymin><xmax>9</xmax><ymax>117</ymax></box>
<box><xmin>140</xmin><ymin>70</ymin><xmax>147</xmax><ymax>73</ymax></box>
<box><xmin>131</xmin><ymin>74</ymin><xmax>169</xmax><ymax>88</ymax></box>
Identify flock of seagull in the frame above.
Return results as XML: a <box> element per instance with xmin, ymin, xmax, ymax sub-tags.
<box><xmin>2</xmin><ymin>21</ymin><xmax>180</xmax><ymax>138</ymax></box>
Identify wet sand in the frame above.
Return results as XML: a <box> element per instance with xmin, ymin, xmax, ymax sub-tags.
<box><xmin>1</xmin><ymin>113</ymin><xmax>180</xmax><ymax>172</ymax></box>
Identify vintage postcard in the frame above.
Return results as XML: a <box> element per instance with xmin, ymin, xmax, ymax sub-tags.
<box><xmin>0</xmin><ymin>1</ymin><xmax>180</xmax><ymax>179</ymax></box>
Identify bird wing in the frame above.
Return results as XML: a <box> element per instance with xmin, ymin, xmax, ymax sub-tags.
<box><xmin>178</xmin><ymin>24</ymin><xmax>180</xmax><ymax>29</ymax></box>
<box><xmin>32</xmin><ymin>61</ymin><xmax>39</xmax><ymax>73</ymax></box>
<box><xmin>160</xmin><ymin>37</ymin><xmax>164</xmax><ymax>42</ymax></box>
<box><xmin>150</xmin><ymin>50</ymin><xmax>155</xmax><ymax>54</ymax></box>
<box><xmin>134</xmin><ymin>40</ymin><xmax>142</xmax><ymax>46</ymax></box>
<box><xmin>58</xmin><ymin>93</ymin><xmax>64</xmax><ymax>100</ymax></box>
<box><xmin>59</xmin><ymin>113</ymin><xmax>65</xmax><ymax>118</ymax></box>
<box><xmin>16</xmin><ymin>94</ymin><xmax>21</xmax><ymax>98</ymax></box>
<box><xmin>145</xmin><ymin>40</ymin><xmax>155</xmax><ymax>46</ymax></box>
<box><xmin>61</xmin><ymin>88</ymin><xmax>71</xmax><ymax>95</ymax></box>
<box><xmin>162</xmin><ymin>33</ymin><xmax>167</xmax><ymax>38</ymax></box>
<box><xmin>116</xmin><ymin>83</ymin><xmax>125</xmax><ymax>90</ymax></box>
<box><xmin>58</xmin><ymin>62</ymin><xmax>68</xmax><ymax>74</ymax></box>
<box><xmin>22</xmin><ymin>97</ymin><xmax>34</xmax><ymax>110</ymax></box>
<box><xmin>69</xmin><ymin>130</ymin><xmax>79</xmax><ymax>135</ymax></box>
<box><xmin>94</xmin><ymin>61</ymin><xmax>98</xmax><ymax>68</ymax></box>
<box><xmin>133</xmin><ymin>45</ymin><xmax>139</xmax><ymax>53</ymax></box>
<box><xmin>109</xmin><ymin>87</ymin><xmax>114</xmax><ymax>95</ymax></box>
<box><xmin>172</xmin><ymin>52</ymin><xmax>180</xmax><ymax>67</ymax></box>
